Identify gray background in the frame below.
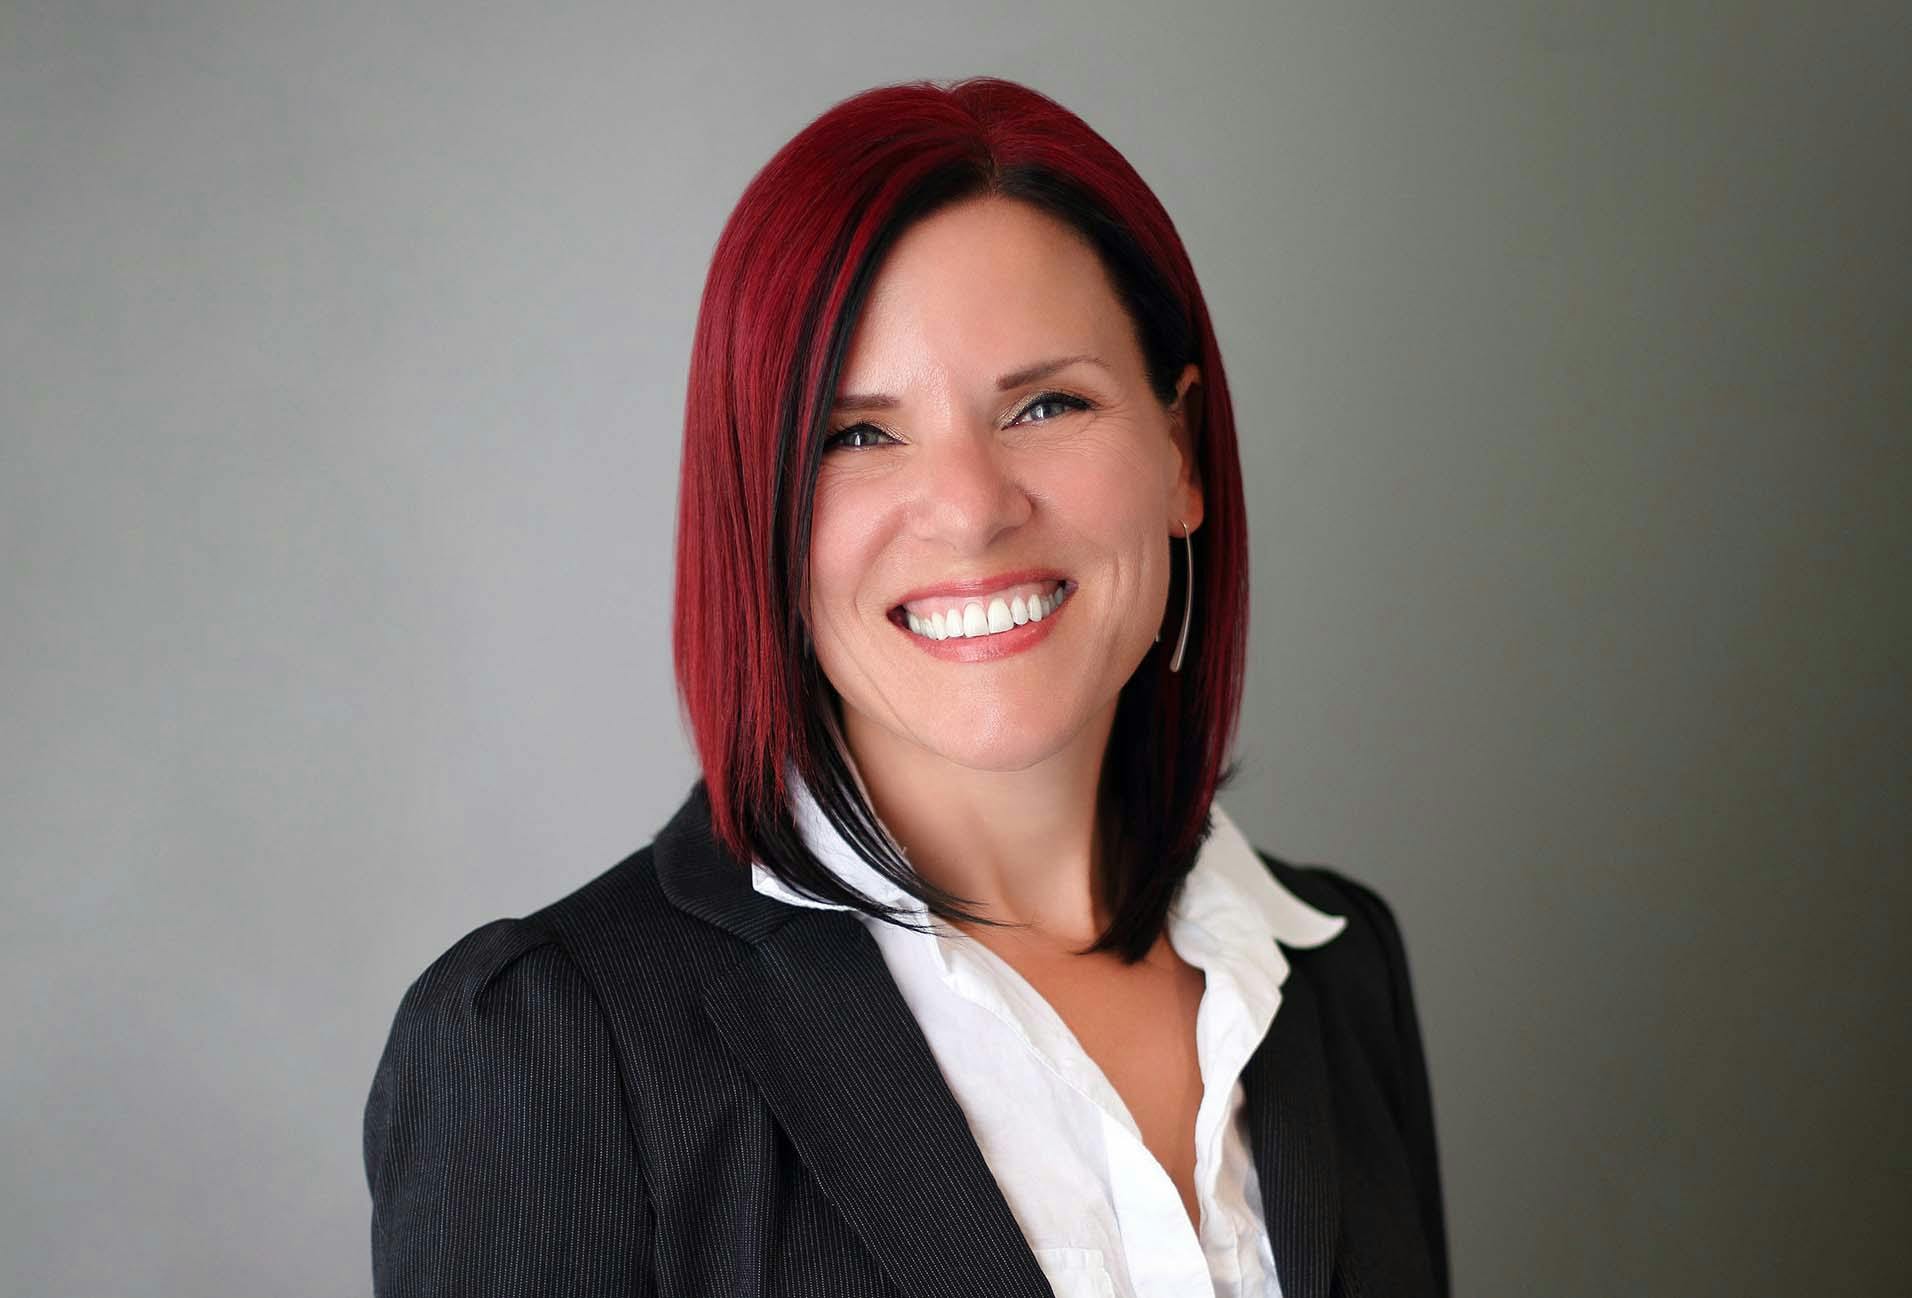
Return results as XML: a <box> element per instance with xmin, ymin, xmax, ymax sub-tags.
<box><xmin>5</xmin><ymin>1</ymin><xmax>1906</xmax><ymax>1294</ymax></box>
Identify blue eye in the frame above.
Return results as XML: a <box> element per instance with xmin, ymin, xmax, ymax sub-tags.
<box><xmin>822</xmin><ymin>424</ymin><xmax>899</xmax><ymax>452</ymax></box>
<box><xmin>821</xmin><ymin>390</ymin><xmax>1090</xmax><ymax>453</ymax></box>
<box><xmin>1016</xmin><ymin>391</ymin><xmax>1089</xmax><ymax>424</ymax></box>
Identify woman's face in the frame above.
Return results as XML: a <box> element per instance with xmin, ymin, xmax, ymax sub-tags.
<box><xmin>806</xmin><ymin>196</ymin><xmax>1203</xmax><ymax>774</ymax></box>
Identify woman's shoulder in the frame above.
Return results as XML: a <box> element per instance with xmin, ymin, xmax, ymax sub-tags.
<box><xmin>376</xmin><ymin>836</ymin><xmax>682</xmax><ymax>1029</ymax></box>
<box><xmin>1253</xmin><ymin>848</ymin><xmax>1430</xmax><ymax>1051</ymax></box>
<box><xmin>1254</xmin><ymin>848</ymin><xmax>1407</xmax><ymax>929</ymax></box>
<box><xmin>1257</xmin><ymin>851</ymin><xmax>1416</xmax><ymax>961</ymax></box>
<box><xmin>377</xmin><ymin>914</ymin><xmax>581</xmax><ymax>1039</ymax></box>
<box><xmin>1255</xmin><ymin>848</ymin><xmax>1448</xmax><ymax>1287</ymax></box>
<box><xmin>363</xmin><ymin>894</ymin><xmax>661</xmax><ymax>1290</ymax></box>
<box><xmin>367</xmin><ymin>808</ymin><xmax>746</xmax><ymax>1091</ymax></box>
<box><xmin>362</xmin><ymin>842</ymin><xmax>682</xmax><ymax>1194</ymax></box>
<box><xmin>365</xmin><ymin>914</ymin><xmax>608</xmax><ymax>1135</ymax></box>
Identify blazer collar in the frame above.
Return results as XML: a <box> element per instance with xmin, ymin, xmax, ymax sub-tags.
<box><xmin>653</xmin><ymin>781</ymin><xmax>1055</xmax><ymax>1297</ymax></box>
<box><xmin>651</xmin><ymin>781</ymin><xmax>809</xmax><ymax>945</ymax></box>
<box><xmin>651</xmin><ymin>779</ymin><xmax>1344</xmax><ymax>1298</ymax></box>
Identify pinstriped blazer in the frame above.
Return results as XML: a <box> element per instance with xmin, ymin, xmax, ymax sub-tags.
<box><xmin>363</xmin><ymin>782</ymin><xmax>1449</xmax><ymax>1297</ymax></box>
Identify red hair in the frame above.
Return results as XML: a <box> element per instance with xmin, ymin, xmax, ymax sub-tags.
<box><xmin>672</xmin><ymin>77</ymin><xmax>1250</xmax><ymax>960</ymax></box>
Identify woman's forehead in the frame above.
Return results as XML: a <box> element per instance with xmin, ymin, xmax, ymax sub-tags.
<box><xmin>838</xmin><ymin>200</ymin><xmax>1137</xmax><ymax>394</ymax></box>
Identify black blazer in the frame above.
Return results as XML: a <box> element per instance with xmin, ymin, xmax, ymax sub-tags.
<box><xmin>364</xmin><ymin>782</ymin><xmax>1449</xmax><ymax>1297</ymax></box>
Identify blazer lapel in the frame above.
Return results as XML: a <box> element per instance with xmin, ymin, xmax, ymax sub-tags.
<box><xmin>1243</xmin><ymin>964</ymin><xmax>1342</xmax><ymax>1298</ymax></box>
<box><xmin>654</xmin><ymin>785</ymin><xmax>1053</xmax><ymax>1298</ymax></box>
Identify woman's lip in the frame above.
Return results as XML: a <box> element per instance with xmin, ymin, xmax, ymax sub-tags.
<box><xmin>889</xmin><ymin>585</ymin><xmax>1071</xmax><ymax>660</ymax></box>
<box><xmin>888</xmin><ymin>568</ymin><xmax>1070</xmax><ymax>610</ymax></box>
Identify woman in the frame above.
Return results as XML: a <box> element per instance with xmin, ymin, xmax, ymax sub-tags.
<box><xmin>365</xmin><ymin>77</ymin><xmax>1447</xmax><ymax>1298</ymax></box>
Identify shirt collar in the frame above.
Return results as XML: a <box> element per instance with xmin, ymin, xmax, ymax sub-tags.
<box><xmin>749</xmin><ymin>765</ymin><xmax>1346</xmax><ymax>953</ymax></box>
<box><xmin>749</xmin><ymin>764</ymin><xmax>920</xmax><ymax>914</ymax></box>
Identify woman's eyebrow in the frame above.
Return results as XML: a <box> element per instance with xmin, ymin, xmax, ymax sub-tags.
<box><xmin>829</xmin><ymin>354</ymin><xmax>1109</xmax><ymax>412</ymax></box>
<box><xmin>995</xmin><ymin>353</ymin><xmax>1108</xmax><ymax>391</ymax></box>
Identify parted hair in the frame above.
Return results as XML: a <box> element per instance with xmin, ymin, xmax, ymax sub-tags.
<box><xmin>671</xmin><ymin>76</ymin><xmax>1251</xmax><ymax>962</ymax></box>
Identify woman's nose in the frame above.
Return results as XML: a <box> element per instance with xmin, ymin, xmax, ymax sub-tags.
<box><xmin>910</xmin><ymin>430</ymin><xmax>1032</xmax><ymax>552</ymax></box>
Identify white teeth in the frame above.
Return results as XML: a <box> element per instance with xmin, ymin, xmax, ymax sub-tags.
<box><xmin>901</xmin><ymin>583</ymin><xmax>1069</xmax><ymax>642</ymax></box>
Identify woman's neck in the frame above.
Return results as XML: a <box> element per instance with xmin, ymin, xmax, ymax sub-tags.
<box><xmin>838</xmin><ymin>697</ymin><xmax>1119</xmax><ymax>946</ymax></box>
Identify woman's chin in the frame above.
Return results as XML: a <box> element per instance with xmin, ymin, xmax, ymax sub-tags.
<box><xmin>884</xmin><ymin>706</ymin><xmax>1098</xmax><ymax>775</ymax></box>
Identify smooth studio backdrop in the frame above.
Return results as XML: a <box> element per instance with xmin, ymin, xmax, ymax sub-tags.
<box><xmin>4</xmin><ymin>2</ymin><xmax>1907</xmax><ymax>1294</ymax></box>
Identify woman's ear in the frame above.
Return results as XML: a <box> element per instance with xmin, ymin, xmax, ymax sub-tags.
<box><xmin>1168</xmin><ymin>363</ymin><xmax>1205</xmax><ymax>531</ymax></box>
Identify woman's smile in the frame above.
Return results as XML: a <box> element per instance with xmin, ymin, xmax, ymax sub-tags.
<box><xmin>887</xmin><ymin>578</ymin><xmax>1077</xmax><ymax>662</ymax></box>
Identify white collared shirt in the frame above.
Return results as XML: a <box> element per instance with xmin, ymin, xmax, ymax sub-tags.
<box><xmin>751</xmin><ymin>774</ymin><xmax>1347</xmax><ymax>1298</ymax></box>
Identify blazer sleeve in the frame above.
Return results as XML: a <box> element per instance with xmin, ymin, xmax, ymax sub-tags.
<box><xmin>1325</xmin><ymin>873</ymin><xmax>1451</xmax><ymax>1297</ymax></box>
<box><xmin>363</xmin><ymin>918</ymin><xmax>656</xmax><ymax>1296</ymax></box>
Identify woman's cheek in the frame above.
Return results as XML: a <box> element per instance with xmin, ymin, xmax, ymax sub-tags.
<box><xmin>1057</xmin><ymin>455</ymin><xmax>1161</xmax><ymax>547</ymax></box>
<box><xmin>808</xmin><ymin>475</ymin><xmax>894</xmax><ymax>615</ymax></box>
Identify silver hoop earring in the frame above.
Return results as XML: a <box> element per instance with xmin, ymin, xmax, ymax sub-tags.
<box><xmin>1170</xmin><ymin>519</ymin><xmax>1193</xmax><ymax>673</ymax></box>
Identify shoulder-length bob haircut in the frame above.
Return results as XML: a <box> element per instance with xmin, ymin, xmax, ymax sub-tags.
<box><xmin>673</xmin><ymin>76</ymin><xmax>1249</xmax><ymax>962</ymax></box>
